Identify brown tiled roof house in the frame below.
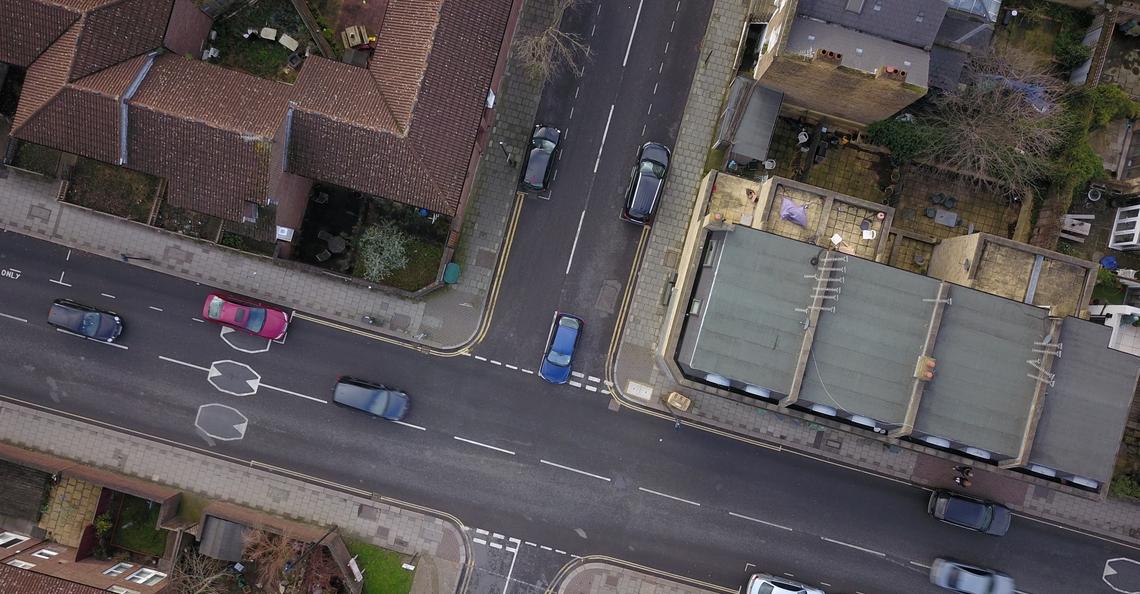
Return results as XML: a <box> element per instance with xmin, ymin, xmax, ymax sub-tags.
<box><xmin>2</xmin><ymin>0</ymin><xmax>515</xmax><ymax>231</ymax></box>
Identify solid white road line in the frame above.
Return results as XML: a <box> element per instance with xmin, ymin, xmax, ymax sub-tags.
<box><xmin>159</xmin><ymin>356</ymin><xmax>210</xmax><ymax>372</ymax></box>
<box><xmin>541</xmin><ymin>460</ymin><xmax>611</xmax><ymax>482</ymax></box>
<box><xmin>0</xmin><ymin>312</ymin><xmax>28</xmax><ymax>323</ymax></box>
<box><xmin>566</xmin><ymin>210</ymin><xmax>586</xmax><ymax>274</ymax></box>
<box><xmin>909</xmin><ymin>561</ymin><xmax>930</xmax><ymax>569</ymax></box>
<box><xmin>623</xmin><ymin>0</ymin><xmax>645</xmax><ymax>66</ymax></box>
<box><xmin>149</xmin><ymin>306</ymin><xmax>163</xmax><ymax>311</ymax></box>
<box><xmin>262</xmin><ymin>383</ymin><xmax>326</xmax><ymax>403</ymax></box>
<box><xmin>728</xmin><ymin>512</ymin><xmax>793</xmax><ymax>531</ymax></box>
<box><xmin>454</xmin><ymin>436</ymin><xmax>515</xmax><ymax>455</ymax></box>
<box><xmin>593</xmin><ymin>105</ymin><xmax>614</xmax><ymax>173</ymax></box>
<box><xmin>639</xmin><ymin>487</ymin><xmax>700</xmax><ymax>506</ymax></box>
<box><xmin>393</xmin><ymin>421</ymin><xmax>426</xmax><ymax>431</ymax></box>
<box><xmin>821</xmin><ymin>537</ymin><xmax>885</xmax><ymax>557</ymax></box>
<box><xmin>101</xmin><ymin>293</ymin><xmax>115</xmax><ymax>299</ymax></box>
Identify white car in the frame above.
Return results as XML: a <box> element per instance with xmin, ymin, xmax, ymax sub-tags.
<box><xmin>746</xmin><ymin>573</ymin><xmax>825</xmax><ymax>594</ymax></box>
<box><xmin>929</xmin><ymin>558</ymin><xmax>1015</xmax><ymax>594</ymax></box>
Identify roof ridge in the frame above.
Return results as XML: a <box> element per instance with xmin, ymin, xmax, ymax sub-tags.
<box><xmin>10</xmin><ymin>19</ymin><xmax>84</xmax><ymax>135</ymax></box>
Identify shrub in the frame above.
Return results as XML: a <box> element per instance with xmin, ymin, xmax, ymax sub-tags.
<box><xmin>354</xmin><ymin>221</ymin><xmax>409</xmax><ymax>282</ymax></box>
<box><xmin>94</xmin><ymin>513</ymin><xmax>113</xmax><ymax>538</ymax></box>
<box><xmin>220</xmin><ymin>232</ymin><xmax>247</xmax><ymax>251</ymax></box>
<box><xmin>867</xmin><ymin>118</ymin><xmax>931</xmax><ymax>166</ymax></box>
<box><xmin>1110</xmin><ymin>473</ymin><xmax>1140</xmax><ymax>499</ymax></box>
<box><xmin>1097</xmin><ymin>267</ymin><xmax>1118</xmax><ymax>287</ymax></box>
<box><xmin>1089</xmin><ymin>84</ymin><xmax>1140</xmax><ymax>129</ymax></box>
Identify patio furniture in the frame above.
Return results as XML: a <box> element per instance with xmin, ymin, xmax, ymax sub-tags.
<box><xmin>315</xmin><ymin>192</ymin><xmax>328</xmax><ymax>203</ymax></box>
<box><xmin>925</xmin><ymin>207</ymin><xmax>937</xmax><ymax>218</ymax></box>
<box><xmin>914</xmin><ymin>252</ymin><xmax>927</xmax><ymax>266</ymax></box>
<box><xmin>259</xmin><ymin>27</ymin><xmax>277</xmax><ymax>40</ymax></box>
<box><xmin>933</xmin><ymin>209</ymin><xmax>958</xmax><ymax>227</ymax></box>
<box><xmin>278</xmin><ymin>33</ymin><xmax>299</xmax><ymax>52</ymax></box>
<box><xmin>931</xmin><ymin>192</ymin><xmax>946</xmax><ymax>204</ymax></box>
<box><xmin>327</xmin><ymin>235</ymin><xmax>346</xmax><ymax>253</ymax></box>
<box><xmin>942</xmin><ymin>195</ymin><xmax>958</xmax><ymax>209</ymax></box>
<box><xmin>316</xmin><ymin>250</ymin><xmax>332</xmax><ymax>262</ymax></box>
<box><xmin>317</xmin><ymin>230</ymin><xmax>333</xmax><ymax>241</ymax></box>
<box><xmin>763</xmin><ymin>159</ymin><xmax>777</xmax><ymax>170</ymax></box>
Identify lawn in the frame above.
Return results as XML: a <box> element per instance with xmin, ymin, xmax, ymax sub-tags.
<box><xmin>385</xmin><ymin>237</ymin><xmax>445</xmax><ymax>292</ymax></box>
<box><xmin>344</xmin><ymin>540</ymin><xmax>414</xmax><ymax>594</ymax></box>
<box><xmin>110</xmin><ymin>495</ymin><xmax>167</xmax><ymax>557</ymax></box>
<box><xmin>210</xmin><ymin>0</ymin><xmax>314</xmax><ymax>83</ymax></box>
<box><xmin>65</xmin><ymin>158</ymin><xmax>160</xmax><ymax>222</ymax></box>
<box><xmin>12</xmin><ymin>142</ymin><xmax>60</xmax><ymax>176</ymax></box>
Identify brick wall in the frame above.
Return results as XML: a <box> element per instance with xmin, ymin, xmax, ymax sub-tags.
<box><xmin>758</xmin><ymin>56</ymin><xmax>926</xmax><ymax>125</ymax></box>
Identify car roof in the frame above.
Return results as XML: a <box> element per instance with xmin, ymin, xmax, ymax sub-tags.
<box><xmin>552</xmin><ymin>315</ymin><xmax>580</xmax><ymax>350</ymax></box>
<box><xmin>533</xmin><ymin>125</ymin><xmax>561</xmax><ymax>142</ymax></box>
<box><xmin>48</xmin><ymin>302</ymin><xmax>85</xmax><ymax>326</ymax></box>
<box><xmin>944</xmin><ymin>496</ymin><xmax>988</xmax><ymax>527</ymax></box>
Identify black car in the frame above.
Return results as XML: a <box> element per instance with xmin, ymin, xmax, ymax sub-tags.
<box><xmin>621</xmin><ymin>142</ymin><xmax>671</xmax><ymax>225</ymax></box>
<box><xmin>927</xmin><ymin>489</ymin><xmax>1011</xmax><ymax>536</ymax></box>
<box><xmin>331</xmin><ymin>376</ymin><xmax>409</xmax><ymax>421</ymax></box>
<box><xmin>47</xmin><ymin>299</ymin><xmax>123</xmax><ymax>342</ymax></box>
<box><xmin>521</xmin><ymin>125</ymin><xmax>560</xmax><ymax>191</ymax></box>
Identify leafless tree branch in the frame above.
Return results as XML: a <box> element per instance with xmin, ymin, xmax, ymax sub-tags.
<box><xmin>513</xmin><ymin>0</ymin><xmax>594</xmax><ymax>81</ymax></box>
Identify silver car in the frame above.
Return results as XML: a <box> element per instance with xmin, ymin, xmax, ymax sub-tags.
<box><xmin>929</xmin><ymin>558</ymin><xmax>1015</xmax><ymax>594</ymax></box>
<box><xmin>746</xmin><ymin>573</ymin><xmax>824</xmax><ymax>594</ymax></box>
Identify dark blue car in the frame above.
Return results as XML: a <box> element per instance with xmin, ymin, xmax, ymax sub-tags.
<box><xmin>521</xmin><ymin>125</ymin><xmax>561</xmax><ymax>191</ymax></box>
<box><xmin>540</xmin><ymin>312</ymin><xmax>583</xmax><ymax>384</ymax></box>
<box><xmin>332</xmin><ymin>376</ymin><xmax>410</xmax><ymax>421</ymax></box>
<box><xmin>47</xmin><ymin>299</ymin><xmax>123</xmax><ymax>343</ymax></box>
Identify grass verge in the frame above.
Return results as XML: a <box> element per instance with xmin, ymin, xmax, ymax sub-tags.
<box><xmin>344</xmin><ymin>540</ymin><xmax>415</xmax><ymax>594</ymax></box>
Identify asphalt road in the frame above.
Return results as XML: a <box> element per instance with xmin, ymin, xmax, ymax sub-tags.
<box><xmin>0</xmin><ymin>230</ymin><xmax>1134</xmax><ymax>594</ymax></box>
<box><xmin>476</xmin><ymin>0</ymin><xmax>709</xmax><ymax>376</ymax></box>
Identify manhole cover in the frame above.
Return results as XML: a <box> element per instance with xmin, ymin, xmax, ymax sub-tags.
<box><xmin>595</xmin><ymin>280</ymin><xmax>621</xmax><ymax>314</ymax></box>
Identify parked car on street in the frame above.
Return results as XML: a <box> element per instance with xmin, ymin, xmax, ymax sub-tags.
<box><xmin>621</xmin><ymin>142</ymin><xmax>671</xmax><ymax>225</ymax></box>
<box><xmin>202</xmin><ymin>293</ymin><xmax>289</xmax><ymax>340</ymax></box>
<box><xmin>48</xmin><ymin>299</ymin><xmax>123</xmax><ymax>343</ymax></box>
<box><xmin>927</xmin><ymin>489</ymin><xmax>1011</xmax><ymax>536</ymax></box>
<box><xmin>540</xmin><ymin>312</ymin><xmax>583</xmax><ymax>384</ymax></box>
<box><xmin>746</xmin><ymin>573</ymin><xmax>825</xmax><ymax>594</ymax></box>
<box><xmin>521</xmin><ymin>124</ymin><xmax>561</xmax><ymax>191</ymax></box>
<box><xmin>331</xmin><ymin>376</ymin><xmax>410</xmax><ymax>421</ymax></box>
<box><xmin>929</xmin><ymin>558</ymin><xmax>1015</xmax><ymax>594</ymax></box>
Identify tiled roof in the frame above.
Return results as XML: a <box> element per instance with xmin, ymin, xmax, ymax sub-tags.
<box><xmin>131</xmin><ymin>54</ymin><xmax>290</xmax><ymax>136</ymax></box>
<box><xmin>0</xmin><ymin>563</ymin><xmax>108</xmax><ymax>594</ymax></box>
<box><xmin>408</xmin><ymin>0</ymin><xmax>512</xmax><ymax>209</ymax></box>
<box><xmin>292</xmin><ymin>58</ymin><xmax>400</xmax><ymax>133</ymax></box>
<box><xmin>287</xmin><ymin>108</ymin><xmax>447</xmax><ymax>212</ymax></box>
<box><xmin>71</xmin><ymin>0</ymin><xmax>173</xmax><ymax>80</ymax></box>
<box><xmin>163</xmin><ymin>0</ymin><xmax>212</xmax><ymax>59</ymax></box>
<box><xmin>12</xmin><ymin>24</ymin><xmax>82</xmax><ymax>132</ymax></box>
<box><xmin>367</xmin><ymin>0</ymin><xmax>442</xmax><ymax>131</ymax></box>
<box><xmin>0</xmin><ymin>0</ymin><xmax>80</xmax><ymax>67</ymax></box>
<box><xmin>15</xmin><ymin>55</ymin><xmax>151</xmax><ymax>164</ymax></box>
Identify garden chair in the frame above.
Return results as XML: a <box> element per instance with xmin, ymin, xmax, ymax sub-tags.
<box><xmin>316</xmin><ymin>250</ymin><xmax>332</xmax><ymax>262</ymax></box>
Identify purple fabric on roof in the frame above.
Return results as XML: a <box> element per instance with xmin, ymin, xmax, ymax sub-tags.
<box><xmin>780</xmin><ymin>197</ymin><xmax>808</xmax><ymax>228</ymax></box>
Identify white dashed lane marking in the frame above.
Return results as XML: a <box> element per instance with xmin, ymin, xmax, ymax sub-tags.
<box><xmin>465</xmin><ymin>353</ymin><xmax>606</xmax><ymax>394</ymax></box>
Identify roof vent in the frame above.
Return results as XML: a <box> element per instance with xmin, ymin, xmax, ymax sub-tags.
<box><xmin>915</xmin><ymin>356</ymin><xmax>936</xmax><ymax>380</ymax></box>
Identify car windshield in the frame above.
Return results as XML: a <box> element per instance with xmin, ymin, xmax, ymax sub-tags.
<box><xmin>533</xmin><ymin>138</ymin><xmax>556</xmax><ymax>152</ymax></box>
<box><xmin>79</xmin><ymin>312</ymin><xmax>101</xmax><ymax>337</ymax></box>
<box><xmin>243</xmin><ymin>307</ymin><xmax>267</xmax><ymax>332</ymax></box>
<box><xmin>206</xmin><ymin>296</ymin><xmax>225</xmax><ymax>319</ymax></box>
<box><xmin>546</xmin><ymin>349</ymin><xmax>571</xmax><ymax>367</ymax></box>
<box><xmin>640</xmin><ymin>160</ymin><xmax>666</xmax><ymax>178</ymax></box>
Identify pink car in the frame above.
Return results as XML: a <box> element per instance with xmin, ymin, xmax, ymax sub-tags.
<box><xmin>202</xmin><ymin>293</ymin><xmax>289</xmax><ymax>340</ymax></box>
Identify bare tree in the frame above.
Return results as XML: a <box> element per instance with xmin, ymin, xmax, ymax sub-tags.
<box><xmin>167</xmin><ymin>549</ymin><xmax>229</xmax><ymax>594</ymax></box>
<box><xmin>242</xmin><ymin>527</ymin><xmax>300</xmax><ymax>588</ymax></box>
<box><xmin>916</xmin><ymin>47</ymin><xmax>1073</xmax><ymax>191</ymax></box>
<box><xmin>513</xmin><ymin>0</ymin><xmax>593</xmax><ymax>81</ymax></box>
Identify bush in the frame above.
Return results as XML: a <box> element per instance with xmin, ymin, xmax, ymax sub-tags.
<box><xmin>354</xmin><ymin>221</ymin><xmax>409</xmax><ymax>282</ymax></box>
<box><xmin>220</xmin><ymin>232</ymin><xmax>247</xmax><ymax>251</ymax></box>
<box><xmin>1110</xmin><ymin>473</ymin><xmax>1140</xmax><ymax>499</ymax></box>
<box><xmin>1054</xmin><ymin>30</ymin><xmax>1090</xmax><ymax>70</ymax></box>
<box><xmin>1089</xmin><ymin>84</ymin><xmax>1140</xmax><ymax>129</ymax></box>
<box><xmin>867</xmin><ymin>118</ymin><xmax>931</xmax><ymax>166</ymax></box>
<box><xmin>94</xmin><ymin>513</ymin><xmax>113</xmax><ymax>538</ymax></box>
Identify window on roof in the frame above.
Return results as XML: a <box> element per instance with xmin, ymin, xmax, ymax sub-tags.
<box><xmin>108</xmin><ymin>587</ymin><xmax>141</xmax><ymax>594</ymax></box>
<box><xmin>916</xmin><ymin>10</ymin><xmax>925</xmax><ymax>21</ymax></box>
<box><xmin>104</xmin><ymin>562</ymin><xmax>134</xmax><ymax>577</ymax></box>
<box><xmin>846</xmin><ymin>0</ymin><xmax>864</xmax><ymax>12</ymax></box>
<box><xmin>0</xmin><ymin>532</ymin><xmax>28</xmax><ymax>548</ymax></box>
<box><xmin>7</xmin><ymin>559</ymin><xmax>35</xmax><ymax>569</ymax></box>
<box><xmin>125</xmin><ymin>567</ymin><xmax>167</xmax><ymax>586</ymax></box>
<box><xmin>31</xmin><ymin>548</ymin><xmax>58</xmax><ymax>559</ymax></box>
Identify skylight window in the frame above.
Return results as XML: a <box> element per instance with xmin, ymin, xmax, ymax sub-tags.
<box><xmin>846</xmin><ymin>0</ymin><xmax>865</xmax><ymax>13</ymax></box>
